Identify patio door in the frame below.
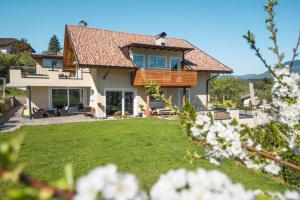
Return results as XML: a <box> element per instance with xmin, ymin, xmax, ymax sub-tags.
<box><xmin>105</xmin><ymin>90</ymin><xmax>135</xmax><ymax>117</ymax></box>
<box><xmin>124</xmin><ymin>91</ymin><xmax>134</xmax><ymax>115</ymax></box>
<box><xmin>106</xmin><ymin>91</ymin><xmax>122</xmax><ymax>116</ymax></box>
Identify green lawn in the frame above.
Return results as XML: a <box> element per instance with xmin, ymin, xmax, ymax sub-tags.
<box><xmin>0</xmin><ymin>118</ymin><xmax>297</xmax><ymax>198</ymax></box>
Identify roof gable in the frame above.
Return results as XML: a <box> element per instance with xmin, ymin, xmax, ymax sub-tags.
<box><xmin>66</xmin><ymin>25</ymin><xmax>233</xmax><ymax>73</ymax></box>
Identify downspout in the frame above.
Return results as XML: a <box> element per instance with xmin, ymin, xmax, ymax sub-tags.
<box><xmin>206</xmin><ymin>74</ymin><xmax>219</xmax><ymax>110</ymax></box>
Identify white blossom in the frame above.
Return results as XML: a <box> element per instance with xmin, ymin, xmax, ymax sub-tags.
<box><xmin>150</xmin><ymin>168</ymin><xmax>255</xmax><ymax>200</ymax></box>
<box><xmin>264</xmin><ymin>162</ymin><xmax>281</xmax><ymax>175</ymax></box>
<box><xmin>74</xmin><ymin>164</ymin><xmax>144</xmax><ymax>200</ymax></box>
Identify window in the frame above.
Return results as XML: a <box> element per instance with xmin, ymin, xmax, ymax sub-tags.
<box><xmin>52</xmin><ymin>89</ymin><xmax>68</xmax><ymax>108</ymax></box>
<box><xmin>170</xmin><ymin>57</ymin><xmax>181</xmax><ymax>71</ymax></box>
<box><xmin>133</xmin><ymin>55</ymin><xmax>144</xmax><ymax>69</ymax></box>
<box><xmin>42</xmin><ymin>59</ymin><xmax>63</xmax><ymax>69</ymax></box>
<box><xmin>51</xmin><ymin>88</ymin><xmax>82</xmax><ymax>108</ymax></box>
<box><xmin>149</xmin><ymin>56</ymin><xmax>166</xmax><ymax>69</ymax></box>
<box><xmin>69</xmin><ymin>89</ymin><xmax>81</xmax><ymax>106</ymax></box>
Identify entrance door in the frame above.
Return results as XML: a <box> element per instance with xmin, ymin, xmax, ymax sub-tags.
<box><xmin>106</xmin><ymin>91</ymin><xmax>122</xmax><ymax>116</ymax></box>
<box><xmin>124</xmin><ymin>92</ymin><xmax>134</xmax><ymax>115</ymax></box>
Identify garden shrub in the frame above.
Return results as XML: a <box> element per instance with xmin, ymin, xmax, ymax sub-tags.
<box><xmin>281</xmin><ymin>150</ymin><xmax>300</xmax><ymax>187</ymax></box>
<box><xmin>245</xmin><ymin>122</ymin><xmax>300</xmax><ymax>186</ymax></box>
<box><xmin>249</xmin><ymin>122</ymin><xmax>287</xmax><ymax>151</ymax></box>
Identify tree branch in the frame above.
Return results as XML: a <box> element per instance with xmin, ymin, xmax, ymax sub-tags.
<box><xmin>200</xmin><ymin>140</ymin><xmax>300</xmax><ymax>172</ymax></box>
<box><xmin>289</xmin><ymin>30</ymin><xmax>300</xmax><ymax>71</ymax></box>
<box><xmin>0</xmin><ymin>168</ymin><xmax>75</xmax><ymax>200</ymax></box>
<box><xmin>242</xmin><ymin>144</ymin><xmax>300</xmax><ymax>171</ymax></box>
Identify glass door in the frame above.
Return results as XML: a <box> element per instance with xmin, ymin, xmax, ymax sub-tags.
<box><xmin>125</xmin><ymin>92</ymin><xmax>134</xmax><ymax>115</ymax></box>
<box><xmin>106</xmin><ymin>91</ymin><xmax>122</xmax><ymax>116</ymax></box>
<box><xmin>52</xmin><ymin>89</ymin><xmax>68</xmax><ymax>108</ymax></box>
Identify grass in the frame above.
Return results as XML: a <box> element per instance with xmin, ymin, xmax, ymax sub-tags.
<box><xmin>0</xmin><ymin>118</ymin><xmax>297</xmax><ymax>198</ymax></box>
<box><xmin>5</xmin><ymin>87</ymin><xmax>26</xmax><ymax>96</ymax></box>
<box><xmin>0</xmin><ymin>84</ymin><xmax>26</xmax><ymax>97</ymax></box>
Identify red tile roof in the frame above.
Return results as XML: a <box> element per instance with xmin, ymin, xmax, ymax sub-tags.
<box><xmin>0</xmin><ymin>38</ymin><xmax>17</xmax><ymax>46</ymax></box>
<box><xmin>66</xmin><ymin>25</ymin><xmax>233</xmax><ymax>73</ymax></box>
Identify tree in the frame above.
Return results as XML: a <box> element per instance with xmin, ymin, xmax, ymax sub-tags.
<box><xmin>78</xmin><ymin>20</ymin><xmax>88</xmax><ymax>27</ymax></box>
<box><xmin>0</xmin><ymin>52</ymin><xmax>35</xmax><ymax>80</ymax></box>
<box><xmin>11</xmin><ymin>38</ymin><xmax>35</xmax><ymax>54</ymax></box>
<box><xmin>210</xmin><ymin>76</ymin><xmax>245</xmax><ymax>105</ymax></box>
<box><xmin>47</xmin><ymin>35</ymin><xmax>62</xmax><ymax>55</ymax></box>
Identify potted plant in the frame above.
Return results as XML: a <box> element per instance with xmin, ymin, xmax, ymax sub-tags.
<box><xmin>138</xmin><ymin>104</ymin><xmax>144</xmax><ymax>117</ymax></box>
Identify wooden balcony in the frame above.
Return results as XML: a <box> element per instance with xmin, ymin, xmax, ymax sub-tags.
<box><xmin>132</xmin><ymin>70</ymin><xmax>197</xmax><ymax>87</ymax></box>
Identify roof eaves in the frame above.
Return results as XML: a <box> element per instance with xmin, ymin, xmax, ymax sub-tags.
<box><xmin>184</xmin><ymin>39</ymin><xmax>233</xmax><ymax>73</ymax></box>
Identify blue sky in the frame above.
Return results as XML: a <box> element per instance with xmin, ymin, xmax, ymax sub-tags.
<box><xmin>1</xmin><ymin>0</ymin><xmax>299</xmax><ymax>75</ymax></box>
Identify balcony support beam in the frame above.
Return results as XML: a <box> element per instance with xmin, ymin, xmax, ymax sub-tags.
<box><xmin>146</xmin><ymin>95</ymin><xmax>150</xmax><ymax>117</ymax></box>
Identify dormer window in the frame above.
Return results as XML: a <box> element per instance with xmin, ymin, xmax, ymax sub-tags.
<box><xmin>133</xmin><ymin>55</ymin><xmax>145</xmax><ymax>69</ymax></box>
<box><xmin>170</xmin><ymin>57</ymin><xmax>181</xmax><ymax>71</ymax></box>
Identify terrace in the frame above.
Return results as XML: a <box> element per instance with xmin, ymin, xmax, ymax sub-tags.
<box><xmin>8</xmin><ymin>67</ymin><xmax>92</xmax><ymax>87</ymax></box>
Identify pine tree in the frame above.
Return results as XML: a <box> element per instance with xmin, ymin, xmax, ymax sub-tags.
<box><xmin>47</xmin><ymin>35</ymin><xmax>62</xmax><ymax>55</ymax></box>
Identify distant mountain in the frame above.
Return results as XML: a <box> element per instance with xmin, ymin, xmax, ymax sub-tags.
<box><xmin>239</xmin><ymin>60</ymin><xmax>300</xmax><ymax>80</ymax></box>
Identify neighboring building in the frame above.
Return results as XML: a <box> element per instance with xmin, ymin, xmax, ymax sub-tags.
<box><xmin>8</xmin><ymin>25</ymin><xmax>233</xmax><ymax>118</ymax></box>
<box><xmin>0</xmin><ymin>38</ymin><xmax>17</xmax><ymax>54</ymax></box>
<box><xmin>31</xmin><ymin>53</ymin><xmax>63</xmax><ymax>71</ymax></box>
<box><xmin>241</xmin><ymin>94</ymin><xmax>260</xmax><ymax>108</ymax></box>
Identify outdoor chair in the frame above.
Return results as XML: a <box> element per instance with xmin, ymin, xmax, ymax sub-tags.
<box><xmin>83</xmin><ymin>107</ymin><xmax>95</xmax><ymax>118</ymax></box>
<box><xmin>57</xmin><ymin>106</ymin><xmax>69</xmax><ymax>116</ymax></box>
<box><xmin>32</xmin><ymin>109</ymin><xmax>49</xmax><ymax>119</ymax></box>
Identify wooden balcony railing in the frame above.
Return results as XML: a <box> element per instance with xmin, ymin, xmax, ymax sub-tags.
<box><xmin>132</xmin><ymin>70</ymin><xmax>197</xmax><ymax>87</ymax></box>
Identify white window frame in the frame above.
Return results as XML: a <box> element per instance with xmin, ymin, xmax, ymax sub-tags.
<box><xmin>103</xmin><ymin>88</ymin><xmax>137</xmax><ymax>117</ymax></box>
<box><xmin>148</xmin><ymin>55</ymin><xmax>167</xmax><ymax>69</ymax></box>
<box><xmin>178</xmin><ymin>88</ymin><xmax>191</xmax><ymax>107</ymax></box>
<box><xmin>49</xmin><ymin>88</ymin><xmax>83</xmax><ymax>108</ymax></box>
<box><xmin>169</xmin><ymin>57</ymin><xmax>182</xmax><ymax>71</ymax></box>
<box><xmin>133</xmin><ymin>54</ymin><xmax>145</xmax><ymax>69</ymax></box>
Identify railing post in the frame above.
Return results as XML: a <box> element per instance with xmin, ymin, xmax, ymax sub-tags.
<box><xmin>28</xmin><ymin>86</ymin><xmax>32</xmax><ymax>119</ymax></box>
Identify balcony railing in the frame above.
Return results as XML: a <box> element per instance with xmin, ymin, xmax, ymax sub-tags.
<box><xmin>132</xmin><ymin>69</ymin><xmax>197</xmax><ymax>87</ymax></box>
<box><xmin>8</xmin><ymin>67</ymin><xmax>92</xmax><ymax>87</ymax></box>
<box><xmin>11</xmin><ymin>66</ymin><xmax>85</xmax><ymax>79</ymax></box>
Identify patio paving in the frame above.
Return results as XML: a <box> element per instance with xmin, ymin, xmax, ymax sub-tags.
<box><xmin>0</xmin><ymin>106</ymin><xmax>99</xmax><ymax>132</ymax></box>
<box><xmin>0</xmin><ymin>105</ymin><xmax>24</xmax><ymax>132</ymax></box>
<box><xmin>23</xmin><ymin>114</ymin><xmax>98</xmax><ymax>126</ymax></box>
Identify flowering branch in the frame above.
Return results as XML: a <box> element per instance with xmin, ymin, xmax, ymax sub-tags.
<box><xmin>243</xmin><ymin>31</ymin><xmax>283</xmax><ymax>84</ymax></box>
<box><xmin>265</xmin><ymin>0</ymin><xmax>284</xmax><ymax>66</ymax></box>
<box><xmin>289</xmin><ymin>30</ymin><xmax>300</xmax><ymax>71</ymax></box>
<box><xmin>241</xmin><ymin>144</ymin><xmax>300</xmax><ymax>171</ymax></box>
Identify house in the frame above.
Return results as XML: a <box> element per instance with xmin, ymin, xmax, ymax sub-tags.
<box><xmin>8</xmin><ymin>25</ymin><xmax>232</xmax><ymax>118</ymax></box>
<box><xmin>0</xmin><ymin>38</ymin><xmax>17</xmax><ymax>54</ymax></box>
<box><xmin>31</xmin><ymin>53</ymin><xmax>63</xmax><ymax>71</ymax></box>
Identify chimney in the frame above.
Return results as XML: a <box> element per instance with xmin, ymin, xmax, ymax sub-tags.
<box><xmin>155</xmin><ymin>32</ymin><xmax>167</xmax><ymax>45</ymax></box>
